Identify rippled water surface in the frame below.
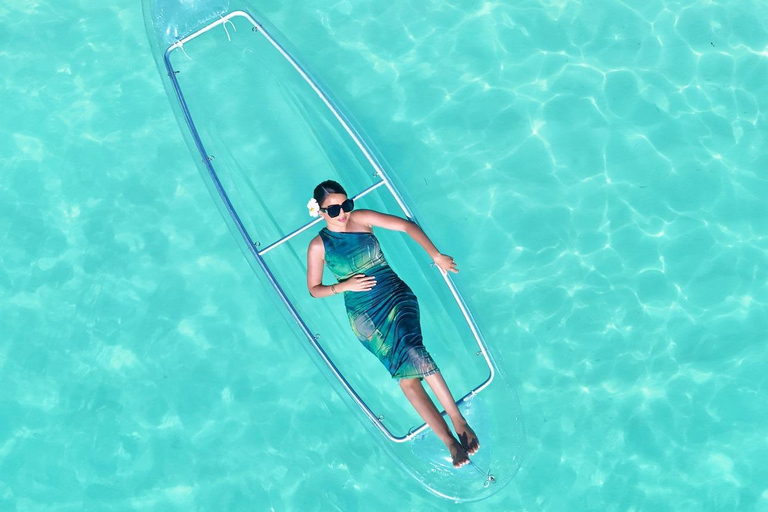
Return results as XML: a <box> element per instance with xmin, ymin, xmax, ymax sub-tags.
<box><xmin>2</xmin><ymin>0</ymin><xmax>767</xmax><ymax>510</ymax></box>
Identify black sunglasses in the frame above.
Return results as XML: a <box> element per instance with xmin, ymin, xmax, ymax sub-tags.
<box><xmin>320</xmin><ymin>198</ymin><xmax>354</xmax><ymax>218</ymax></box>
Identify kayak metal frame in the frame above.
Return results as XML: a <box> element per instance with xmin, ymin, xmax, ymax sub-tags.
<box><xmin>163</xmin><ymin>10</ymin><xmax>496</xmax><ymax>443</ymax></box>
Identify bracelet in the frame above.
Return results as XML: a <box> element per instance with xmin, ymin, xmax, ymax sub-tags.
<box><xmin>331</xmin><ymin>284</ymin><xmax>337</xmax><ymax>294</ymax></box>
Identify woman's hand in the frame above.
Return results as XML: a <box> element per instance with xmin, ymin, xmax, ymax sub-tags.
<box><xmin>432</xmin><ymin>253</ymin><xmax>458</xmax><ymax>273</ymax></box>
<box><xmin>340</xmin><ymin>273</ymin><xmax>377</xmax><ymax>292</ymax></box>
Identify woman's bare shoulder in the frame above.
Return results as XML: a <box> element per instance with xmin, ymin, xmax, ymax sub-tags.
<box><xmin>348</xmin><ymin>210</ymin><xmax>375</xmax><ymax>233</ymax></box>
<box><xmin>308</xmin><ymin>234</ymin><xmax>325</xmax><ymax>253</ymax></box>
<box><xmin>351</xmin><ymin>209</ymin><xmax>411</xmax><ymax>232</ymax></box>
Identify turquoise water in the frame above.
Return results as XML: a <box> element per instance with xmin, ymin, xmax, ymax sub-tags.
<box><xmin>2</xmin><ymin>0</ymin><xmax>767</xmax><ymax>510</ymax></box>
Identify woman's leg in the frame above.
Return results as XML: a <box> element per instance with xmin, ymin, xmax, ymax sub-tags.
<box><xmin>424</xmin><ymin>372</ymin><xmax>480</xmax><ymax>454</ymax></box>
<box><xmin>399</xmin><ymin>378</ymin><xmax>469</xmax><ymax>467</ymax></box>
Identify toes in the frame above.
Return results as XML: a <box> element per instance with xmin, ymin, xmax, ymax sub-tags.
<box><xmin>451</xmin><ymin>449</ymin><xmax>470</xmax><ymax>468</ymax></box>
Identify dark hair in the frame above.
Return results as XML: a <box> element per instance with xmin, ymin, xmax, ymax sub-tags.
<box><xmin>313</xmin><ymin>180</ymin><xmax>347</xmax><ymax>208</ymax></box>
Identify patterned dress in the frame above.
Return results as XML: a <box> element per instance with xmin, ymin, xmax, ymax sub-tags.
<box><xmin>319</xmin><ymin>227</ymin><xmax>440</xmax><ymax>381</ymax></box>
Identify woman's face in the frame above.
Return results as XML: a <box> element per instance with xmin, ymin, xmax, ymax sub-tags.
<box><xmin>320</xmin><ymin>193</ymin><xmax>349</xmax><ymax>226</ymax></box>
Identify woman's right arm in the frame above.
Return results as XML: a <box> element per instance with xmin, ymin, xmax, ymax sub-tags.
<box><xmin>307</xmin><ymin>237</ymin><xmax>341</xmax><ymax>298</ymax></box>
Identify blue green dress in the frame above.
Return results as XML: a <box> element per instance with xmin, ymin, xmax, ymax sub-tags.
<box><xmin>319</xmin><ymin>227</ymin><xmax>440</xmax><ymax>381</ymax></box>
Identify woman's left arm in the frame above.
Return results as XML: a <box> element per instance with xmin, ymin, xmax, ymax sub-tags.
<box><xmin>355</xmin><ymin>209</ymin><xmax>458</xmax><ymax>273</ymax></box>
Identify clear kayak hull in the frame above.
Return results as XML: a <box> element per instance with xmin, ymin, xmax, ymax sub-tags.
<box><xmin>142</xmin><ymin>1</ymin><xmax>524</xmax><ymax>502</ymax></box>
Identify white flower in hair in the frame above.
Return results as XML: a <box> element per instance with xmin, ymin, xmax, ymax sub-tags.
<box><xmin>307</xmin><ymin>198</ymin><xmax>320</xmax><ymax>217</ymax></box>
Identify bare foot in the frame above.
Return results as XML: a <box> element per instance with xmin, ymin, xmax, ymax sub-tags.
<box><xmin>448</xmin><ymin>438</ymin><xmax>470</xmax><ymax>468</ymax></box>
<box><xmin>454</xmin><ymin>421</ymin><xmax>480</xmax><ymax>455</ymax></box>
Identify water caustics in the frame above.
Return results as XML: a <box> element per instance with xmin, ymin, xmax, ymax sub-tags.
<box><xmin>142</xmin><ymin>0</ymin><xmax>524</xmax><ymax>502</ymax></box>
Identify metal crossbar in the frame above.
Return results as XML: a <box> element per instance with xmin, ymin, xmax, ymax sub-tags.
<box><xmin>163</xmin><ymin>10</ymin><xmax>496</xmax><ymax>442</ymax></box>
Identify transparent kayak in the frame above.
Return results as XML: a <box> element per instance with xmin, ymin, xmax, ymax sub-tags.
<box><xmin>142</xmin><ymin>0</ymin><xmax>524</xmax><ymax>502</ymax></box>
